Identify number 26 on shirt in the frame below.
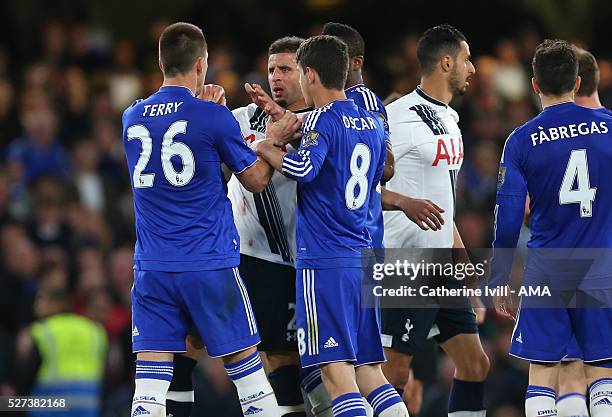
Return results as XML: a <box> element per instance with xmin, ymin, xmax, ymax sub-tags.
<box><xmin>127</xmin><ymin>120</ymin><xmax>195</xmax><ymax>188</ymax></box>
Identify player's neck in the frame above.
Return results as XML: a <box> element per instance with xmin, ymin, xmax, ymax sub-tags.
<box><xmin>575</xmin><ymin>92</ymin><xmax>602</xmax><ymax>109</ymax></box>
<box><xmin>286</xmin><ymin>98</ymin><xmax>309</xmax><ymax>112</ymax></box>
<box><xmin>162</xmin><ymin>75</ymin><xmax>196</xmax><ymax>96</ymax></box>
<box><xmin>312</xmin><ymin>88</ymin><xmax>347</xmax><ymax>108</ymax></box>
<box><xmin>345</xmin><ymin>72</ymin><xmax>363</xmax><ymax>89</ymax></box>
<box><xmin>540</xmin><ymin>92</ymin><xmax>575</xmax><ymax>109</ymax></box>
<box><xmin>419</xmin><ymin>77</ymin><xmax>452</xmax><ymax>105</ymax></box>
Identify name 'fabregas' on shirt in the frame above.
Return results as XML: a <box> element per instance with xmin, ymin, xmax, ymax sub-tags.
<box><xmin>530</xmin><ymin>121</ymin><xmax>608</xmax><ymax>146</ymax></box>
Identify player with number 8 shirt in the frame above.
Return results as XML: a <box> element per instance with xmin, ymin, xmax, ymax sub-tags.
<box><xmin>257</xmin><ymin>35</ymin><xmax>409</xmax><ymax>417</ymax></box>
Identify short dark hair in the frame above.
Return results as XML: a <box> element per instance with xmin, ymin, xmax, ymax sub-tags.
<box><xmin>268</xmin><ymin>36</ymin><xmax>305</xmax><ymax>55</ymax></box>
<box><xmin>575</xmin><ymin>47</ymin><xmax>599</xmax><ymax>97</ymax></box>
<box><xmin>532</xmin><ymin>39</ymin><xmax>578</xmax><ymax>96</ymax></box>
<box><xmin>417</xmin><ymin>24</ymin><xmax>467</xmax><ymax>75</ymax></box>
<box><xmin>159</xmin><ymin>22</ymin><xmax>207</xmax><ymax>77</ymax></box>
<box><xmin>321</xmin><ymin>22</ymin><xmax>365</xmax><ymax>58</ymax></box>
<box><xmin>296</xmin><ymin>35</ymin><xmax>349</xmax><ymax>90</ymax></box>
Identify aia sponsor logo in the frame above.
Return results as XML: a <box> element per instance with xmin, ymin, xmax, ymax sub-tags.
<box><xmin>432</xmin><ymin>137</ymin><xmax>464</xmax><ymax>167</ymax></box>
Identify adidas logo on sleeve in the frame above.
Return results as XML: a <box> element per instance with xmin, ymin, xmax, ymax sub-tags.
<box><xmin>324</xmin><ymin>337</ymin><xmax>339</xmax><ymax>348</ymax></box>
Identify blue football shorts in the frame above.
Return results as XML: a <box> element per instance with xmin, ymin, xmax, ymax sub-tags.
<box><xmin>131</xmin><ymin>267</ymin><xmax>260</xmax><ymax>357</ymax></box>
<box><xmin>296</xmin><ymin>267</ymin><xmax>385</xmax><ymax>368</ymax></box>
<box><xmin>510</xmin><ymin>306</ymin><xmax>612</xmax><ymax>363</ymax></box>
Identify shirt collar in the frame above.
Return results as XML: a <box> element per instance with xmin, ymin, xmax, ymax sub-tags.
<box><xmin>159</xmin><ymin>85</ymin><xmax>195</xmax><ymax>96</ymax></box>
<box><xmin>345</xmin><ymin>83</ymin><xmax>365</xmax><ymax>93</ymax></box>
<box><xmin>415</xmin><ymin>85</ymin><xmax>447</xmax><ymax>108</ymax></box>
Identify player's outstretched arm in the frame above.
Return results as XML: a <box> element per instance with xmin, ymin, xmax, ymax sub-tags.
<box><xmin>213</xmin><ymin>103</ymin><xmax>273</xmax><ymax>193</ymax></box>
<box><xmin>255</xmin><ymin>140</ymin><xmax>286</xmax><ymax>173</ymax></box>
<box><xmin>381</xmin><ymin>188</ymin><xmax>445</xmax><ymax>231</ymax></box>
<box><xmin>234</xmin><ymin>158</ymin><xmax>273</xmax><ymax>193</ymax></box>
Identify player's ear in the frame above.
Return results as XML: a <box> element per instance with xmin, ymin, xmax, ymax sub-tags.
<box><xmin>196</xmin><ymin>56</ymin><xmax>208</xmax><ymax>79</ymax></box>
<box><xmin>531</xmin><ymin>77</ymin><xmax>540</xmax><ymax>96</ymax></box>
<box><xmin>440</xmin><ymin>55</ymin><xmax>452</xmax><ymax>73</ymax></box>
<box><xmin>352</xmin><ymin>56</ymin><xmax>364</xmax><ymax>71</ymax></box>
<box><xmin>306</xmin><ymin>67</ymin><xmax>316</xmax><ymax>85</ymax></box>
<box><xmin>159</xmin><ymin>59</ymin><xmax>164</xmax><ymax>74</ymax></box>
<box><xmin>573</xmin><ymin>76</ymin><xmax>581</xmax><ymax>95</ymax></box>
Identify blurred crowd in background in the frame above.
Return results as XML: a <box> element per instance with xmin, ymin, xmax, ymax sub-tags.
<box><xmin>2</xmin><ymin>2</ymin><xmax>612</xmax><ymax>416</ymax></box>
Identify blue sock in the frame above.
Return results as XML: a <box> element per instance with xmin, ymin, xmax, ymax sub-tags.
<box><xmin>366</xmin><ymin>383</ymin><xmax>404</xmax><ymax>416</ymax></box>
<box><xmin>331</xmin><ymin>392</ymin><xmax>366</xmax><ymax>417</ymax></box>
<box><xmin>448</xmin><ymin>379</ymin><xmax>485</xmax><ymax>416</ymax></box>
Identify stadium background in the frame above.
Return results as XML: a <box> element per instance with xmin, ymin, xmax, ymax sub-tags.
<box><xmin>1</xmin><ymin>0</ymin><xmax>611</xmax><ymax>416</ymax></box>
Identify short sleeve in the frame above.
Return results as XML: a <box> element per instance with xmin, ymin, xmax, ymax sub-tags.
<box><xmin>212</xmin><ymin>105</ymin><xmax>257</xmax><ymax>173</ymax></box>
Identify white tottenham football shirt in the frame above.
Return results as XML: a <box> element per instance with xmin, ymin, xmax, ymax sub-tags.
<box><xmin>383</xmin><ymin>87</ymin><xmax>464</xmax><ymax>249</ymax></box>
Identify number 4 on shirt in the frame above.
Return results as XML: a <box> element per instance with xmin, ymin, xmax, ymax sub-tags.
<box><xmin>559</xmin><ymin>149</ymin><xmax>597</xmax><ymax>217</ymax></box>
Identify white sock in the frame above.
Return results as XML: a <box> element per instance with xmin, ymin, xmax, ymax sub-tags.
<box><xmin>364</xmin><ymin>400</ymin><xmax>374</xmax><ymax>417</ymax></box>
<box><xmin>225</xmin><ymin>351</ymin><xmax>280</xmax><ymax>417</ymax></box>
<box><xmin>132</xmin><ymin>360</ymin><xmax>173</xmax><ymax>417</ymax></box>
<box><xmin>589</xmin><ymin>378</ymin><xmax>612</xmax><ymax>417</ymax></box>
<box><xmin>526</xmin><ymin>386</ymin><xmax>557</xmax><ymax>417</ymax></box>
<box><xmin>377</xmin><ymin>402</ymin><xmax>409</xmax><ymax>417</ymax></box>
<box><xmin>301</xmin><ymin>368</ymin><xmax>333</xmax><ymax>417</ymax></box>
<box><xmin>366</xmin><ymin>384</ymin><xmax>408</xmax><ymax>417</ymax></box>
<box><xmin>556</xmin><ymin>393</ymin><xmax>588</xmax><ymax>417</ymax></box>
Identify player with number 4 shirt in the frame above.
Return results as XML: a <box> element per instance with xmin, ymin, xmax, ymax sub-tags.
<box><xmin>492</xmin><ymin>39</ymin><xmax>612</xmax><ymax>417</ymax></box>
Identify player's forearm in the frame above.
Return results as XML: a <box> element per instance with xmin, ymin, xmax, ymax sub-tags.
<box><xmin>256</xmin><ymin>140</ymin><xmax>287</xmax><ymax>173</ymax></box>
<box><xmin>381</xmin><ymin>188</ymin><xmax>407</xmax><ymax>211</ymax></box>
<box><xmin>236</xmin><ymin>158</ymin><xmax>273</xmax><ymax>193</ymax></box>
